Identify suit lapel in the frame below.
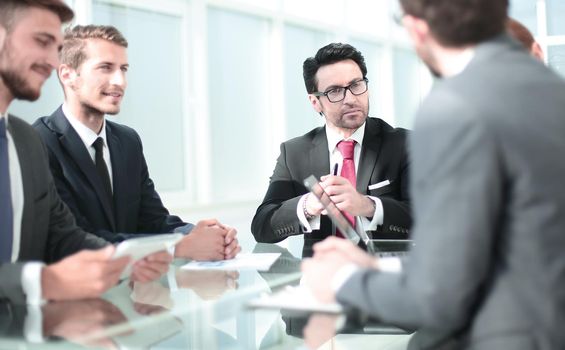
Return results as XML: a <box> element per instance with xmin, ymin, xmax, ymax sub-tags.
<box><xmin>310</xmin><ymin>127</ymin><xmax>330</xmax><ymax>180</ymax></box>
<box><xmin>49</xmin><ymin>108</ymin><xmax>116</xmax><ymax>230</ymax></box>
<box><xmin>357</xmin><ymin>119</ymin><xmax>382</xmax><ymax>194</ymax></box>
<box><xmin>8</xmin><ymin>118</ymin><xmax>35</xmax><ymax>259</ymax></box>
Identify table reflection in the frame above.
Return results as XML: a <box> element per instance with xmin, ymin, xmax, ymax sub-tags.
<box><xmin>175</xmin><ymin>270</ymin><xmax>239</xmax><ymax>300</ymax></box>
<box><xmin>42</xmin><ymin>299</ymin><xmax>130</xmax><ymax>349</ymax></box>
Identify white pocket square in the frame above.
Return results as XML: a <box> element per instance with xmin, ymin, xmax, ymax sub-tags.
<box><xmin>368</xmin><ymin>180</ymin><xmax>390</xmax><ymax>190</ymax></box>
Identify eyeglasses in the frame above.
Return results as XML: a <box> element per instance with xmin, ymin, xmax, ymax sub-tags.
<box><xmin>312</xmin><ymin>78</ymin><xmax>369</xmax><ymax>103</ymax></box>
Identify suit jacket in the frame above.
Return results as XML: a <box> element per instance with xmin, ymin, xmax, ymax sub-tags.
<box><xmin>251</xmin><ymin>117</ymin><xmax>412</xmax><ymax>255</ymax></box>
<box><xmin>32</xmin><ymin>107</ymin><xmax>192</xmax><ymax>243</ymax></box>
<box><xmin>0</xmin><ymin>116</ymin><xmax>107</xmax><ymax>304</ymax></box>
<box><xmin>337</xmin><ymin>35</ymin><xmax>565</xmax><ymax>349</ymax></box>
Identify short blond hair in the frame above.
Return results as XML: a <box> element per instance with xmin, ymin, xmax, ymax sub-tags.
<box><xmin>60</xmin><ymin>25</ymin><xmax>128</xmax><ymax>69</ymax></box>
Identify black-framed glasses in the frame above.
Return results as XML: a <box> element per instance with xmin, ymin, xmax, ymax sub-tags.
<box><xmin>312</xmin><ymin>78</ymin><xmax>369</xmax><ymax>103</ymax></box>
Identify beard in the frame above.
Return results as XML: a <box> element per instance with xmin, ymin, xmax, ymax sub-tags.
<box><xmin>416</xmin><ymin>43</ymin><xmax>443</xmax><ymax>79</ymax></box>
<box><xmin>0</xmin><ymin>40</ymin><xmax>41</xmax><ymax>101</ymax></box>
<box><xmin>425</xmin><ymin>60</ymin><xmax>442</xmax><ymax>79</ymax></box>
<box><xmin>0</xmin><ymin>62</ymin><xmax>41</xmax><ymax>102</ymax></box>
<box><xmin>339</xmin><ymin>99</ymin><xmax>370</xmax><ymax>130</ymax></box>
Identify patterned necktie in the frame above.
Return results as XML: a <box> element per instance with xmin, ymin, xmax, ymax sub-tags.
<box><xmin>92</xmin><ymin>137</ymin><xmax>113</xmax><ymax>206</ymax></box>
<box><xmin>0</xmin><ymin>118</ymin><xmax>13</xmax><ymax>263</ymax></box>
<box><xmin>336</xmin><ymin>140</ymin><xmax>357</xmax><ymax>237</ymax></box>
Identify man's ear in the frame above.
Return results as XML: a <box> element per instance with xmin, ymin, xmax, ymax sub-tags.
<box><xmin>308</xmin><ymin>94</ymin><xmax>323</xmax><ymax>115</ymax></box>
<box><xmin>403</xmin><ymin>15</ymin><xmax>430</xmax><ymax>47</ymax></box>
<box><xmin>531</xmin><ymin>41</ymin><xmax>545</xmax><ymax>62</ymax></box>
<box><xmin>58</xmin><ymin>64</ymin><xmax>78</xmax><ymax>88</ymax></box>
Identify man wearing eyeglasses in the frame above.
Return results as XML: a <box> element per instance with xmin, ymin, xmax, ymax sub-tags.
<box><xmin>252</xmin><ymin>43</ymin><xmax>412</xmax><ymax>255</ymax></box>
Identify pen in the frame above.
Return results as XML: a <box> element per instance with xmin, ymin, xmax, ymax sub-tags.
<box><xmin>333</xmin><ymin>163</ymin><xmax>338</xmax><ymax>176</ymax></box>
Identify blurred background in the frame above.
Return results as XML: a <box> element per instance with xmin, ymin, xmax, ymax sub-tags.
<box><xmin>9</xmin><ymin>0</ymin><xmax>564</xmax><ymax>252</ymax></box>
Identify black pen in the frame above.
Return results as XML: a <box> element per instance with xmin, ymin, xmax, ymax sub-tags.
<box><xmin>333</xmin><ymin>163</ymin><xmax>338</xmax><ymax>176</ymax></box>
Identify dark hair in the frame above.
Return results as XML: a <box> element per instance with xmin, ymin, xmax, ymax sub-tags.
<box><xmin>0</xmin><ymin>0</ymin><xmax>74</xmax><ymax>31</ymax></box>
<box><xmin>399</xmin><ymin>0</ymin><xmax>509</xmax><ymax>47</ymax></box>
<box><xmin>61</xmin><ymin>25</ymin><xmax>128</xmax><ymax>69</ymax></box>
<box><xmin>303</xmin><ymin>43</ymin><xmax>367</xmax><ymax>94</ymax></box>
<box><xmin>506</xmin><ymin>17</ymin><xmax>534</xmax><ymax>50</ymax></box>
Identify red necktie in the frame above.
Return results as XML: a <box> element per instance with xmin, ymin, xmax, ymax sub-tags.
<box><xmin>336</xmin><ymin>140</ymin><xmax>356</xmax><ymax>237</ymax></box>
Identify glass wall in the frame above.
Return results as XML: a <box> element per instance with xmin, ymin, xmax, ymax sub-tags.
<box><xmin>207</xmin><ymin>8</ymin><xmax>272</xmax><ymax>202</ymax></box>
<box><xmin>8</xmin><ymin>0</ymin><xmax>431</xmax><ymax>214</ymax></box>
<box><xmin>283</xmin><ymin>25</ymin><xmax>328</xmax><ymax>139</ymax></box>
<box><xmin>393</xmin><ymin>48</ymin><xmax>421</xmax><ymax>129</ymax></box>
<box><xmin>92</xmin><ymin>1</ymin><xmax>186</xmax><ymax>192</ymax></box>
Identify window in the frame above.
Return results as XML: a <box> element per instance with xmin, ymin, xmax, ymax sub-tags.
<box><xmin>283</xmin><ymin>24</ymin><xmax>328</xmax><ymax>139</ymax></box>
<box><xmin>93</xmin><ymin>1</ymin><xmax>187</xmax><ymax>192</ymax></box>
<box><xmin>207</xmin><ymin>8</ymin><xmax>272</xmax><ymax>202</ymax></box>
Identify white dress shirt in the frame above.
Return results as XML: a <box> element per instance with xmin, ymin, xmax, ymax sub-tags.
<box><xmin>1</xmin><ymin>113</ymin><xmax>44</xmax><ymax>305</ymax></box>
<box><xmin>297</xmin><ymin>121</ymin><xmax>384</xmax><ymax>233</ymax></box>
<box><xmin>62</xmin><ymin>103</ymin><xmax>113</xmax><ymax>190</ymax></box>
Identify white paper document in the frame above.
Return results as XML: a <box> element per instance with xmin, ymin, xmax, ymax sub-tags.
<box><xmin>248</xmin><ymin>285</ymin><xmax>344</xmax><ymax>314</ymax></box>
<box><xmin>180</xmin><ymin>253</ymin><xmax>281</xmax><ymax>271</ymax></box>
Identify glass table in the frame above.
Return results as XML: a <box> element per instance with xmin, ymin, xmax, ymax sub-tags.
<box><xmin>0</xmin><ymin>243</ymin><xmax>412</xmax><ymax>349</ymax></box>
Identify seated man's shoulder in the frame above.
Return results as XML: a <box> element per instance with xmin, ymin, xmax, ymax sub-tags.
<box><xmin>284</xmin><ymin>125</ymin><xmax>325</xmax><ymax>149</ymax></box>
<box><xmin>106</xmin><ymin>120</ymin><xmax>141</xmax><ymax>142</ymax></box>
<box><xmin>367</xmin><ymin>117</ymin><xmax>410</xmax><ymax>140</ymax></box>
<box><xmin>10</xmin><ymin>115</ymin><xmax>44</xmax><ymax>143</ymax></box>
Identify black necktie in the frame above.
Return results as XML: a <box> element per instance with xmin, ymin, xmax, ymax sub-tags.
<box><xmin>92</xmin><ymin>137</ymin><xmax>113</xmax><ymax>205</ymax></box>
<box><xmin>0</xmin><ymin>118</ymin><xmax>13</xmax><ymax>263</ymax></box>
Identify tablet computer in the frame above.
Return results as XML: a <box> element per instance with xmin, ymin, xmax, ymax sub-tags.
<box><xmin>113</xmin><ymin>233</ymin><xmax>183</xmax><ymax>278</ymax></box>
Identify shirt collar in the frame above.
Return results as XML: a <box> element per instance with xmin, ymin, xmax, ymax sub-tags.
<box><xmin>443</xmin><ymin>47</ymin><xmax>475</xmax><ymax>78</ymax></box>
<box><xmin>326</xmin><ymin>121</ymin><xmax>366</xmax><ymax>153</ymax></box>
<box><xmin>0</xmin><ymin>112</ymin><xmax>8</xmax><ymax>131</ymax></box>
<box><xmin>62</xmin><ymin>103</ymin><xmax>108</xmax><ymax>149</ymax></box>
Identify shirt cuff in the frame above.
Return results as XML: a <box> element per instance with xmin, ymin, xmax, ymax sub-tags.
<box><xmin>24</xmin><ymin>304</ymin><xmax>44</xmax><ymax>343</ymax></box>
<box><xmin>331</xmin><ymin>263</ymin><xmax>359</xmax><ymax>294</ymax></box>
<box><xmin>168</xmin><ymin>244</ymin><xmax>176</xmax><ymax>258</ymax></box>
<box><xmin>297</xmin><ymin>194</ymin><xmax>320</xmax><ymax>233</ymax></box>
<box><xmin>22</xmin><ymin>262</ymin><xmax>46</xmax><ymax>306</ymax></box>
<box><xmin>174</xmin><ymin>223</ymin><xmax>194</xmax><ymax>234</ymax></box>
<box><xmin>378</xmin><ymin>257</ymin><xmax>403</xmax><ymax>273</ymax></box>
<box><xmin>359</xmin><ymin>196</ymin><xmax>383</xmax><ymax>231</ymax></box>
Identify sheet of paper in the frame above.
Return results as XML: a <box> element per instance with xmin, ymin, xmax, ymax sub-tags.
<box><xmin>248</xmin><ymin>285</ymin><xmax>343</xmax><ymax>314</ymax></box>
<box><xmin>180</xmin><ymin>253</ymin><xmax>281</xmax><ymax>271</ymax></box>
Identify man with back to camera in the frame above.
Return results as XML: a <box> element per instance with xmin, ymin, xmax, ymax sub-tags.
<box><xmin>33</xmin><ymin>25</ymin><xmax>241</xmax><ymax>261</ymax></box>
<box><xmin>302</xmin><ymin>0</ymin><xmax>565</xmax><ymax>348</ymax></box>
<box><xmin>251</xmin><ymin>43</ymin><xmax>412</xmax><ymax>255</ymax></box>
<box><xmin>0</xmin><ymin>0</ymin><xmax>170</xmax><ymax>305</ymax></box>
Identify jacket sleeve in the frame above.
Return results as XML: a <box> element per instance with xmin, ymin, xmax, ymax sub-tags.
<box><xmin>377</xmin><ymin>135</ymin><xmax>412</xmax><ymax>238</ymax></box>
<box><xmin>251</xmin><ymin>142</ymin><xmax>306</xmax><ymax>243</ymax></box>
<box><xmin>0</xmin><ymin>263</ymin><xmax>26</xmax><ymax>304</ymax></box>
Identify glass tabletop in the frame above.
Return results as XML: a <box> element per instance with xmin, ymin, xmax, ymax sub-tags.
<box><xmin>0</xmin><ymin>242</ymin><xmax>413</xmax><ymax>349</ymax></box>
